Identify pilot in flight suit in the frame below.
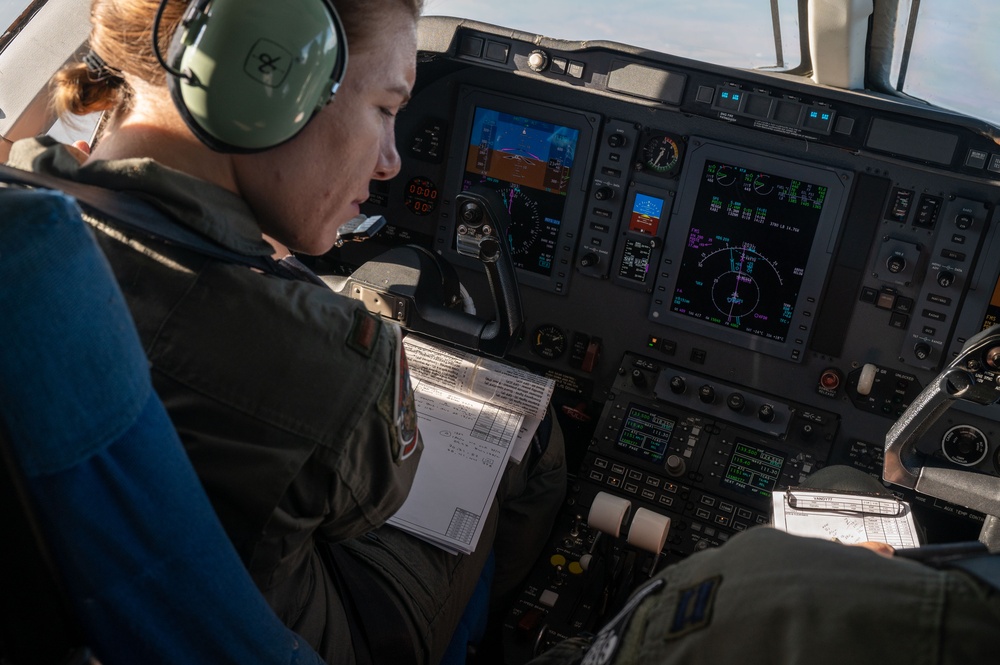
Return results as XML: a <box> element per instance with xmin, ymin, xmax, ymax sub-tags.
<box><xmin>6</xmin><ymin>136</ymin><xmax>566</xmax><ymax>665</ymax></box>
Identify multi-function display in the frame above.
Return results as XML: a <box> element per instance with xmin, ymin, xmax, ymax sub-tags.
<box><xmin>651</xmin><ymin>140</ymin><xmax>849</xmax><ymax>362</ymax></box>
<box><xmin>461</xmin><ymin>107</ymin><xmax>581</xmax><ymax>277</ymax></box>
<box><xmin>670</xmin><ymin>161</ymin><xmax>827</xmax><ymax>343</ymax></box>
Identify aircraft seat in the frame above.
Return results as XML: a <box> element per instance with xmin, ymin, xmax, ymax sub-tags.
<box><xmin>0</xmin><ymin>187</ymin><xmax>325</xmax><ymax>665</ymax></box>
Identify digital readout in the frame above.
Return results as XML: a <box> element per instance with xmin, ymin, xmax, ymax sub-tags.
<box><xmin>722</xmin><ymin>439</ymin><xmax>785</xmax><ymax>498</ymax></box>
<box><xmin>616</xmin><ymin>405</ymin><xmax>675</xmax><ymax>465</ymax></box>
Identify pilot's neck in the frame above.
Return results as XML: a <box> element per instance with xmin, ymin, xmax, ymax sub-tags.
<box><xmin>86</xmin><ymin>89</ymin><xmax>239</xmax><ymax>195</ymax></box>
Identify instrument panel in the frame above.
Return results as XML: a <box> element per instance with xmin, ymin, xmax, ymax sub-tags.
<box><xmin>325</xmin><ymin>16</ymin><xmax>1000</xmax><ymax>661</ymax></box>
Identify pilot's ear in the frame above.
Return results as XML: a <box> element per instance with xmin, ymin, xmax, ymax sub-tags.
<box><xmin>164</xmin><ymin>0</ymin><xmax>348</xmax><ymax>153</ymax></box>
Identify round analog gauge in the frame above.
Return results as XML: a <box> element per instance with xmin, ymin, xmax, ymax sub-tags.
<box><xmin>941</xmin><ymin>425</ymin><xmax>989</xmax><ymax>466</ymax></box>
<box><xmin>531</xmin><ymin>324</ymin><xmax>567</xmax><ymax>359</ymax></box>
<box><xmin>403</xmin><ymin>177</ymin><xmax>438</xmax><ymax>216</ymax></box>
<box><xmin>642</xmin><ymin>134</ymin><xmax>681</xmax><ymax>174</ymax></box>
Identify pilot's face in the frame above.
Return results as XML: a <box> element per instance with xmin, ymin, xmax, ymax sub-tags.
<box><xmin>235</xmin><ymin>7</ymin><xmax>417</xmax><ymax>255</ymax></box>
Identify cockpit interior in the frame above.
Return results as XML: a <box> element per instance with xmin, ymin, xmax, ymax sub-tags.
<box><xmin>2</xmin><ymin>0</ymin><xmax>1000</xmax><ymax>663</ymax></box>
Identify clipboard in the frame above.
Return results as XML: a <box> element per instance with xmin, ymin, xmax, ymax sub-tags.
<box><xmin>771</xmin><ymin>487</ymin><xmax>921</xmax><ymax>548</ymax></box>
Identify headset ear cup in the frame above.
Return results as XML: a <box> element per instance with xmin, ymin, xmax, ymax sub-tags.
<box><xmin>165</xmin><ymin>0</ymin><xmax>347</xmax><ymax>153</ymax></box>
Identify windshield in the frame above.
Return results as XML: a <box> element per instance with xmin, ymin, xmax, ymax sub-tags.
<box><xmin>5</xmin><ymin>1</ymin><xmax>997</xmax><ymax>130</ymax></box>
<box><xmin>424</xmin><ymin>0</ymin><xmax>804</xmax><ymax>71</ymax></box>
<box><xmin>426</xmin><ymin>0</ymin><xmax>999</xmax><ymax>129</ymax></box>
<box><xmin>894</xmin><ymin>0</ymin><xmax>1000</xmax><ymax>128</ymax></box>
<box><xmin>1</xmin><ymin>1</ymin><xmax>33</xmax><ymax>33</ymax></box>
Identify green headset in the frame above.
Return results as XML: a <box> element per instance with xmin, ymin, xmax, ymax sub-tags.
<box><xmin>159</xmin><ymin>0</ymin><xmax>348</xmax><ymax>153</ymax></box>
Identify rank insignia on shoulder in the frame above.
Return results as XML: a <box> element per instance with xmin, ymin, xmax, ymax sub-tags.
<box><xmin>347</xmin><ymin>308</ymin><xmax>382</xmax><ymax>358</ymax></box>
<box><xmin>391</xmin><ymin>325</ymin><xmax>419</xmax><ymax>462</ymax></box>
<box><xmin>668</xmin><ymin>575</ymin><xmax>721</xmax><ymax>638</ymax></box>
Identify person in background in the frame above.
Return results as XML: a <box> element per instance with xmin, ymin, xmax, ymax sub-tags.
<box><xmin>5</xmin><ymin>0</ymin><xmax>566</xmax><ymax>662</ymax></box>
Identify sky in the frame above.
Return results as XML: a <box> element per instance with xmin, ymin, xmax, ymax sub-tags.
<box><xmin>0</xmin><ymin>2</ymin><xmax>23</xmax><ymax>33</ymax></box>
<box><xmin>423</xmin><ymin>0</ymin><xmax>802</xmax><ymax>71</ymax></box>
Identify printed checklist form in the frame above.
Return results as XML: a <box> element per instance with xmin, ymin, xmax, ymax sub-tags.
<box><xmin>388</xmin><ymin>337</ymin><xmax>554</xmax><ymax>554</ymax></box>
<box><xmin>772</xmin><ymin>488</ymin><xmax>921</xmax><ymax>548</ymax></box>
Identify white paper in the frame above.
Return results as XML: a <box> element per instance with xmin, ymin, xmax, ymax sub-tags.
<box><xmin>401</xmin><ymin>336</ymin><xmax>554</xmax><ymax>463</ymax></box>
<box><xmin>771</xmin><ymin>488</ymin><xmax>921</xmax><ymax>548</ymax></box>
<box><xmin>387</xmin><ymin>337</ymin><xmax>555</xmax><ymax>555</ymax></box>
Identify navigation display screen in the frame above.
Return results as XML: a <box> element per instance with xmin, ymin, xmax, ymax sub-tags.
<box><xmin>722</xmin><ymin>439</ymin><xmax>785</xmax><ymax>498</ymax></box>
<box><xmin>615</xmin><ymin>404</ymin><xmax>676</xmax><ymax>465</ymax></box>
<box><xmin>461</xmin><ymin>106</ymin><xmax>581</xmax><ymax>277</ymax></box>
<box><xmin>669</xmin><ymin>161</ymin><xmax>827</xmax><ymax>343</ymax></box>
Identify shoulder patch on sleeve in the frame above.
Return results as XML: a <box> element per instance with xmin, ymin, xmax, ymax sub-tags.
<box><xmin>667</xmin><ymin>575</ymin><xmax>721</xmax><ymax>639</ymax></box>
<box><xmin>391</xmin><ymin>326</ymin><xmax>419</xmax><ymax>463</ymax></box>
<box><xmin>347</xmin><ymin>308</ymin><xmax>382</xmax><ymax>358</ymax></box>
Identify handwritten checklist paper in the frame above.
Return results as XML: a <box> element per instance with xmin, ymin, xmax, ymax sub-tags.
<box><xmin>771</xmin><ymin>488</ymin><xmax>921</xmax><ymax>548</ymax></box>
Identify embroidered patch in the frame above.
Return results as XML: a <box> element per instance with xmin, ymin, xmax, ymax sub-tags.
<box><xmin>667</xmin><ymin>576</ymin><xmax>721</xmax><ymax>639</ymax></box>
<box><xmin>347</xmin><ymin>308</ymin><xmax>382</xmax><ymax>358</ymax></box>
<box><xmin>580</xmin><ymin>578</ymin><xmax>665</xmax><ymax>665</ymax></box>
<box><xmin>392</xmin><ymin>327</ymin><xmax>419</xmax><ymax>462</ymax></box>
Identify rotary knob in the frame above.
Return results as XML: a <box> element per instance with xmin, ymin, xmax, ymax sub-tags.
<box><xmin>666</xmin><ymin>454</ymin><xmax>686</xmax><ymax>477</ymax></box>
<box><xmin>886</xmin><ymin>255</ymin><xmax>906</xmax><ymax>274</ymax></box>
<box><xmin>527</xmin><ymin>50</ymin><xmax>550</xmax><ymax>72</ymax></box>
<box><xmin>630</xmin><ymin>369</ymin><xmax>647</xmax><ymax>388</ymax></box>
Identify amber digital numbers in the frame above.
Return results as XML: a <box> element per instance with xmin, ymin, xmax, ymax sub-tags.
<box><xmin>404</xmin><ymin>176</ymin><xmax>439</xmax><ymax>215</ymax></box>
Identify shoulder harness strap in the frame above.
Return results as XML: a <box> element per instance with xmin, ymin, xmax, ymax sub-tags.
<box><xmin>0</xmin><ymin>164</ymin><xmax>325</xmax><ymax>286</ymax></box>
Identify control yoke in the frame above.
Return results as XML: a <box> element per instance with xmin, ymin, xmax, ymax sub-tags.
<box><xmin>884</xmin><ymin>325</ymin><xmax>1000</xmax><ymax>542</ymax></box>
<box><xmin>335</xmin><ymin>186</ymin><xmax>523</xmax><ymax>357</ymax></box>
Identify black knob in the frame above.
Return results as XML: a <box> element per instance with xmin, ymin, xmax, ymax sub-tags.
<box><xmin>579</xmin><ymin>253</ymin><xmax>599</xmax><ymax>268</ymax></box>
<box><xmin>801</xmin><ymin>424</ymin><xmax>814</xmax><ymax>440</ymax></box>
<box><xmin>698</xmin><ymin>385</ymin><xmax>715</xmax><ymax>404</ymax></box>
<box><xmin>607</xmin><ymin>134</ymin><xmax>626</xmax><ymax>148</ymax></box>
<box><xmin>914</xmin><ymin>342</ymin><xmax>931</xmax><ymax>361</ymax></box>
<box><xmin>726</xmin><ymin>392</ymin><xmax>745</xmax><ymax>412</ymax></box>
<box><xmin>595</xmin><ymin>187</ymin><xmax>614</xmax><ymax>201</ymax></box>
<box><xmin>886</xmin><ymin>255</ymin><xmax>906</xmax><ymax>274</ymax></box>
<box><xmin>631</xmin><ymin>368</ymin><xmax>647</xmax><ymax>388</ymax></box>
<box><xmin>666</xmin><ymin>454</ymin><xmax>686</xmax><ymax>477</ymax></box>
<box><xmin>758</xmin><ymin>404</ymin><xmax>775</xmax><ymax>423</ymax></box>
<box><xmin>937</xmin><ymin>271</ymin><xmax>955</xmax><ymax>288</ymax></box>
<box><xmin>669</xmin><ymin>376</ymin><xmax>686</xmax><ymax>394</ymax></box>
<box><xmin>460</xmin><ymin>201</ymin><xmax>483</xmax><ymax>224</ymax></box>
